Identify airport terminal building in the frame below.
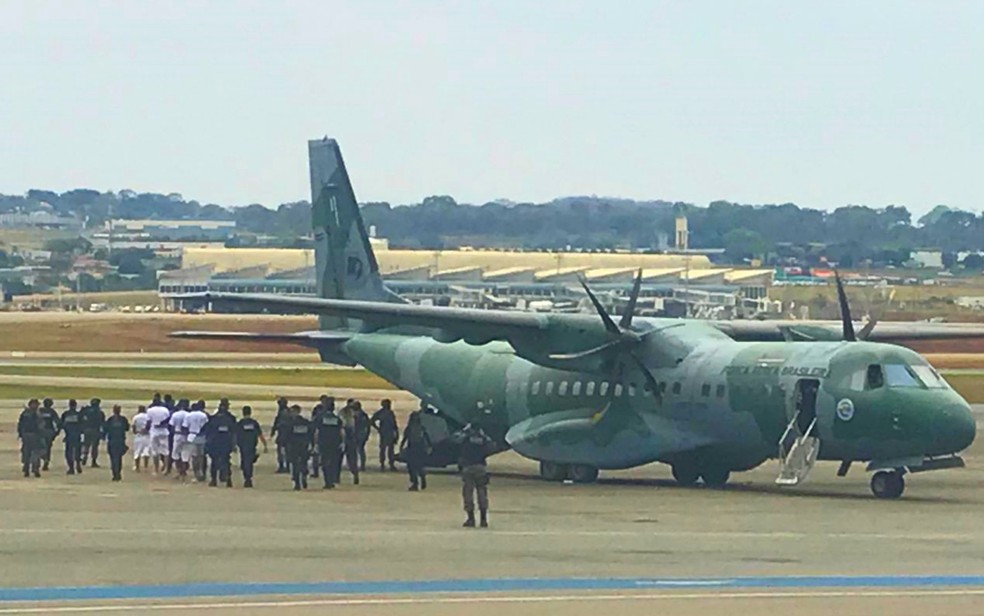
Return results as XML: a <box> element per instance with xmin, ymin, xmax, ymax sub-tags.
<box><xmin>159</xmin><ymin>245</ymin><xmax>776</xmax><ymax>317</ymax></box>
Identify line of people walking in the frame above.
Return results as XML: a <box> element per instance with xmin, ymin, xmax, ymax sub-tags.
<box><xmin>16</xmin><ymin>393</ymin><xmax>496</xmax><ymax>527</ymax></box>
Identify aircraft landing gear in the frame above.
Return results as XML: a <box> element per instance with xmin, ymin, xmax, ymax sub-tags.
<box><xmin>671</xmin><ymin>461</ymin><xmax>700</xmax><ymax>487</ymax></box>
<box><xmin>870</xmin><ymin>470</ymin><xmax>905</xmax><ymax>499</ymax></box>
<box><xmin>569</xmin><ymin>464</ymin><xmax>599</xmax><ymax>484</ymax></box>
<box><xmin>700</xmin><ymin>467</ymin><xmax>731</xmax><ymax>489</ymax></box>
<box><xmin>539</xmin><ymin>461</ymin><xmax>568</xmax><ymax>482</ymax></box>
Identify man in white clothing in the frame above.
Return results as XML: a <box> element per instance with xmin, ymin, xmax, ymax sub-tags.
<box><xmin>168</xmin><ymin>400</ymin><xmax>190</xmax><ymax>481</ymax></box>
<box><xmin>182</xmin><ymin>402</ymin><xmax>210</xmax><ymax>482</ymax></box>
<box><xmin>145</xmin><ymin>403</ymin><xmax>171</xmax><ymax>475</ymax></box>
<box><xmin>131</xmin><ymin>406</ymin><xmax>151</xmax><ymax>472</ymax></box>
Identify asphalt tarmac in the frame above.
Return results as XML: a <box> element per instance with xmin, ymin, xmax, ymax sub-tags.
<box><xmin>1</xmin><ymin>399</ymin><xmax>983</xmax><ymax>615</ymax></box>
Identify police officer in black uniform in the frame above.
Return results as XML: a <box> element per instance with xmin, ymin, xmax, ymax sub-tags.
<box><xmin>79</xmin><ymin>398</ymin><xmax>105</xmax><ymax>467</ymax></box>
<box><xmin>236</xmin><ymin>405</ymin><xmax>267</xmax><ymax>488</ymax></box>
<box><xmin>314</xmin><ymin>400</ymin><xmax>343</xmax><ymax>489</ymax></box>
<box><xmin>17</xmin><ymin>399</ymin><xmax>44</xmax><ymax>478</ymax></box>
<box><xmin>103</xmin><ymin>404</ymin><xmax>130</xmax><ymax>482</ymax></box>
<box><xmin>400</xmin><ymin>410</ymin><xmax>432</xmax><ymax>491</ymax></box>
<box><xmin>309</xmin><ymin>395</ymin><xmax>330</xmax><ymax>479</ymax></box>
<box><xmin>38</xmin><ymin>398</ymin><xmax>61</xmax><ymax>471</ymax></box>
<box><xmin>60</xmin><ymin>399</ymin><xmax>84</xmax><ymax>474</ymax></box>
<box><xmin>270</xmin><ymin>397</ymin><xmax>291</xmax><ymax>474</ymax></box>
<box><xmin>353</xmin><ymin>401</ymin><xmax>371</xmax><ymax>472</ymax></box>
<box><xmin>371</xmin><ymin>399</ymin><xmax>399</xmax><ymax>472</ymax></box>
<box><xmin>286</xmin><ymin>404</ymin><xmax>313</xmax><ymax>490</ymax></box>
<box><xmin>206</xmin><ymin>399</ymin><xmax>237</xmax><ymax>487</ymax></box>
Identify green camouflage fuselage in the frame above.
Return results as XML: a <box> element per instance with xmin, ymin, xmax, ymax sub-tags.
<box><xmin>343</xmin><ymin>318</ymin><xmax>975</xmax><ymax>473</ymax></box>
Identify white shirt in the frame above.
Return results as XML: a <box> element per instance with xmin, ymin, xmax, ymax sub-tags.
<box><xmin>132</xmin><ymin>412</ymin><xmax>150</xmax><ymax>435</ymax></box>
<box><xmin>146</xmin><ymin>405</ymin><xmax>171</xmax><ymax>437</ymax></box>
<box><xmin>183</xmin><ymin>410</ymin><xmax>209</xmax><ymax>438</ymax></box>
<box><xmin>169</xmin><ymin>410</ymin><xmax>189</xmax><ymax>436</ymax></box>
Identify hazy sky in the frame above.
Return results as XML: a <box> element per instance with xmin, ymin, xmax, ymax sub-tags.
<box><xmin>1</xmin><ymin>1</ymin><xmax>982</xmax><ymax>214</ymax></box>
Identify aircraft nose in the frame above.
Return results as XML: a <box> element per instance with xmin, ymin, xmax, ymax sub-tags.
<box><xmin>935</xmin><ymin>404</ymin><xmax>976</xmax><ymax>453</ymax></box>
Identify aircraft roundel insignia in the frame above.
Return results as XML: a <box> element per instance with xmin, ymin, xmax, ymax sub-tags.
<box><xmin>836</xmin><ymin>398</ymin><xmax>855</xmax><ymax>422</ymax></box>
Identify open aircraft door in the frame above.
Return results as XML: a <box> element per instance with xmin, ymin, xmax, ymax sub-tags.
<box><xmin>776</xmin><ymin>378</ymin><xmax>822</xmax><ymax>485</ymax></box>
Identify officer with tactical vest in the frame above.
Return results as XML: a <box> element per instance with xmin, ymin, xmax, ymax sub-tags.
<box><xmin>452</xmin><ymin>423</ymin><xmax>495</xmax><ymax>528</ymax></box>
<box><xmin>314</xmin><ymin>400</ymin><xmax>343</xmax><ymax>489</ymax></box>
<box><xmin>286</xmin><ymin>404</ymin><xmax>314</xmax><ymax>490</ymax></box>
<box><xmin>205</xmin><ymin>399</ymin><xmax>237</xmax><ymax>487</ymax></box>
<box><xmin>371</xmin><ymin>399</ymin><xmax>400</xmax><ymax>472</ymax></box>
<box><xmin>17</xmin><ymin>399</ymin><xmax>44</xmax><ymax>478</ymax></box>
<box><xmin>236</xmin><ymin>405</ymin><xmax>267</xmax><ymax>488</ymax></box>
<box><xmin>60</xmin><ymin>399</ymin><xmax>84</xmax><ymax>474</ymax></box>
<box><xmin>79</xmin><ymin>398</ymin><xmax>105</xmax><ymax>467</ymax></box>
<box><xmin>38</xmin><ymin>398</ymin><xmax>61</xmax><ymax>471</ymax></box>
<box><xmin>270</xmin><ymin>397</ymin><xmax>291</xmax><ymax>474</ymax></box>
<box><xmin>103</xmin><ymin>405</ymin><xmax>130</xmax><ymax>482</ymax></box>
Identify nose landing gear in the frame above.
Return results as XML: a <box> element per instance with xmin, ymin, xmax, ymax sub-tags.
<box><xmin>870</xmin><ymin>469</ymin><xmax>905</xmax><ymax>499</ymax></box>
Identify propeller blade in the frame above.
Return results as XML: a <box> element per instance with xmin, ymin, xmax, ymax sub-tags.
<box><xmin>619</xmin><ymin>268</ymin><xmax>643</xmax><ymax>330</ymax></box>
<box><xmin>858</xmin><ymin>287</ymin><xmax>891</xmax><ymax>340</ymax></box>
<box><xmin>548</xmin><ymin>339</ymin><xmax>623</xmax><ymax>361</ymax></box>
<box><xmin>858</xmin><ymin>318</ymin><xmax>877</xmax><ymax>340</ymax></box>
<box><xmin>629</xmin><ymin>353</ymin><xmax>663</xmax><ymax>404</ymax></box>
<box><xmin>834</xmin><ymin>270</ymin><xmax>856</xmax><ymax>342</ymax></box>
<box><xmin>591</xmin><ymin>361</ymin><xmax>623</xmax><ymax>424</ymax></box>
<box><xmin>578</xmin><ymin>276</ymin><xmax>620</xmax><ymax>336</ymax></box>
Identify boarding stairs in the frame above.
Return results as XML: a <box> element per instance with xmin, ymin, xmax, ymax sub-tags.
<box><xmin>776</xmin><ymin>411</ymin><xmax>820</xmax><ymax>486</ymax></box>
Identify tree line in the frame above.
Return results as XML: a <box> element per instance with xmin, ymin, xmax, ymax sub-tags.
<box><xmin>3</xmin><ymin>188</ymin><xmax>984</xmax><ymax>267</ymax></box>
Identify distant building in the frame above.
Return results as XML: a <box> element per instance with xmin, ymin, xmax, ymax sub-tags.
<box><xmin>911</xmin><ymin>250</ymin><xmax>944</xmax><ymax>269</ymax></box>
<box><xmin>0</xmin><ymin>266</ymin><xmax>45</xmax><ymax>288</ymax></box>
<box><xmin>99</xmin><ymin>219</ymin><xmax>237</xmax><ymax>243</ymax></box>
<box><xmin>17</xmin><ymin>249</ymin><xmax>53</xmax><ymax>264</ymax></box>
<box><xmin>0</xmin><ymin>211</ymin><xmax>81</xmax><ymax>230</ymax></box>
<box><xmin>675</xmin><ymin>214</ymin><xmax>689</xmax><ymax>251</ymax></box>
<box><xmin>71</xmin><ymin>255</ymin><xmax>114</xmax><ymax>278</ymax></box>
<box><xmin>159</xmin><ymin>245</ymin><xmax>772</xmax><ymax>314</ymax></box>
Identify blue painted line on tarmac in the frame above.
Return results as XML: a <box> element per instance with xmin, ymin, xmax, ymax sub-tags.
<box><xmin>3</xmin><ymin>575</ymin><xmax>984</xmax><ymax>603</ymax></box>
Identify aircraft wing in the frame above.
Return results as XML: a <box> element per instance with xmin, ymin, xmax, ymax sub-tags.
<box><xmin>173</xmin><ymin>292</ymin><xmax>622</xmax><ymax>371</ymax></box>
<box><xmin>174</xmin><ymin>292</ymin><xmax>561</xmax><ymax>345</ymax></box>
<box><xmin>714</xmin><ymin>320</ymin><xmax>984</xmax><ymax>342</ymax></box>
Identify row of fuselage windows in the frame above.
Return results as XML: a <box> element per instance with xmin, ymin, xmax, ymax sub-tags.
<box><xmin>528</xmin><ymin>379</ymin><xmax>728</xmax><ymax>399</ymax></box>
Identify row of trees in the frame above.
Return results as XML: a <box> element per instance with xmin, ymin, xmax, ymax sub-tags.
<box><xmin>4</xmin><ymin>188</ymin><xmax>984</xmax><ymax>266</ymax></box>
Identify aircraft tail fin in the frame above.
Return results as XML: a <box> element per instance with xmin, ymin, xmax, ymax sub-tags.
<box><xmin>308</xmin><ymin>137</ymin><xmax>403</xmax><ymax>331</ymax></box>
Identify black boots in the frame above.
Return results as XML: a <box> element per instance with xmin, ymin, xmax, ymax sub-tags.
<box><xmin>463</xmin><ymin>511</ymin><xmax>489</xmax><ymax>529</ymax></box>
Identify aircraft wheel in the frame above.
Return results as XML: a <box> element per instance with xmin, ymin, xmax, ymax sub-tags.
<box><xmin>870</xmin><ymin>470</ymin><xmax>905</xmax><ymax>499</ymax></box>
<box><xmin>569</xmin><ymin>464</ymin><xmax>600</xmax><ymax>484</ymax></box>
<box><xmin>539</xmin><ymin>461</ymin><xmax>568</xmax><ymax>482</ymax></box>
<box><xmin>700</xmin><ymin>467</ymin><xmax>731</xmax><ymax>488</ymax></box>
<box><xmin>671</xmin><ymin>462</ymin><xmax>700</xmax><ymax>487</ymax></box>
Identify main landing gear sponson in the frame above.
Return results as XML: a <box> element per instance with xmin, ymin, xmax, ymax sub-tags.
<box><xmin>538</xmin><ymin>461</ymin><xmax>599</xmax><ymax>484</ymax></box>
<box><xmin>671</xmin><ymin>459</ymin><xmax>731</xmax><ymax>488</ymax></box>
<box><xmin>870</xmin><ymin>469</ymin><xmax>906</xmax><ymax>499</ymax></box>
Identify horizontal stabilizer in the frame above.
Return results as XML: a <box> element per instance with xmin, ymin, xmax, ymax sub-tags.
<box><xmin>169</xmin><ymin>330</ymin><xmax>352</xmax><ymax>345</ymax></box>
<box><xmin>169</xmin><ymin>329</ymin><xmax>355</xmax><ymax>365</ymax></box>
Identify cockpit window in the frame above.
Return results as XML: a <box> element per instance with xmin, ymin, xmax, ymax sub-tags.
<box><xmin>910</xmin><ymin>365</ymin><xmax>948</xmax><ymax>389</ymax></box>
<box><xmin>866</xmin><ymin>364</ymin><xmax>884</xmax><ymax>390</ymax></box>
<box><xmin>883</xmin><ymin>364</ymin><xmax>921</xmax><ymax>388</ymax></box>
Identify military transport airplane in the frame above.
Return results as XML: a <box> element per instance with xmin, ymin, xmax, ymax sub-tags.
<box><xmin>174</xmin><ymin>138</ymin><xmax>981</xmax><ymax>499</ymax></box>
